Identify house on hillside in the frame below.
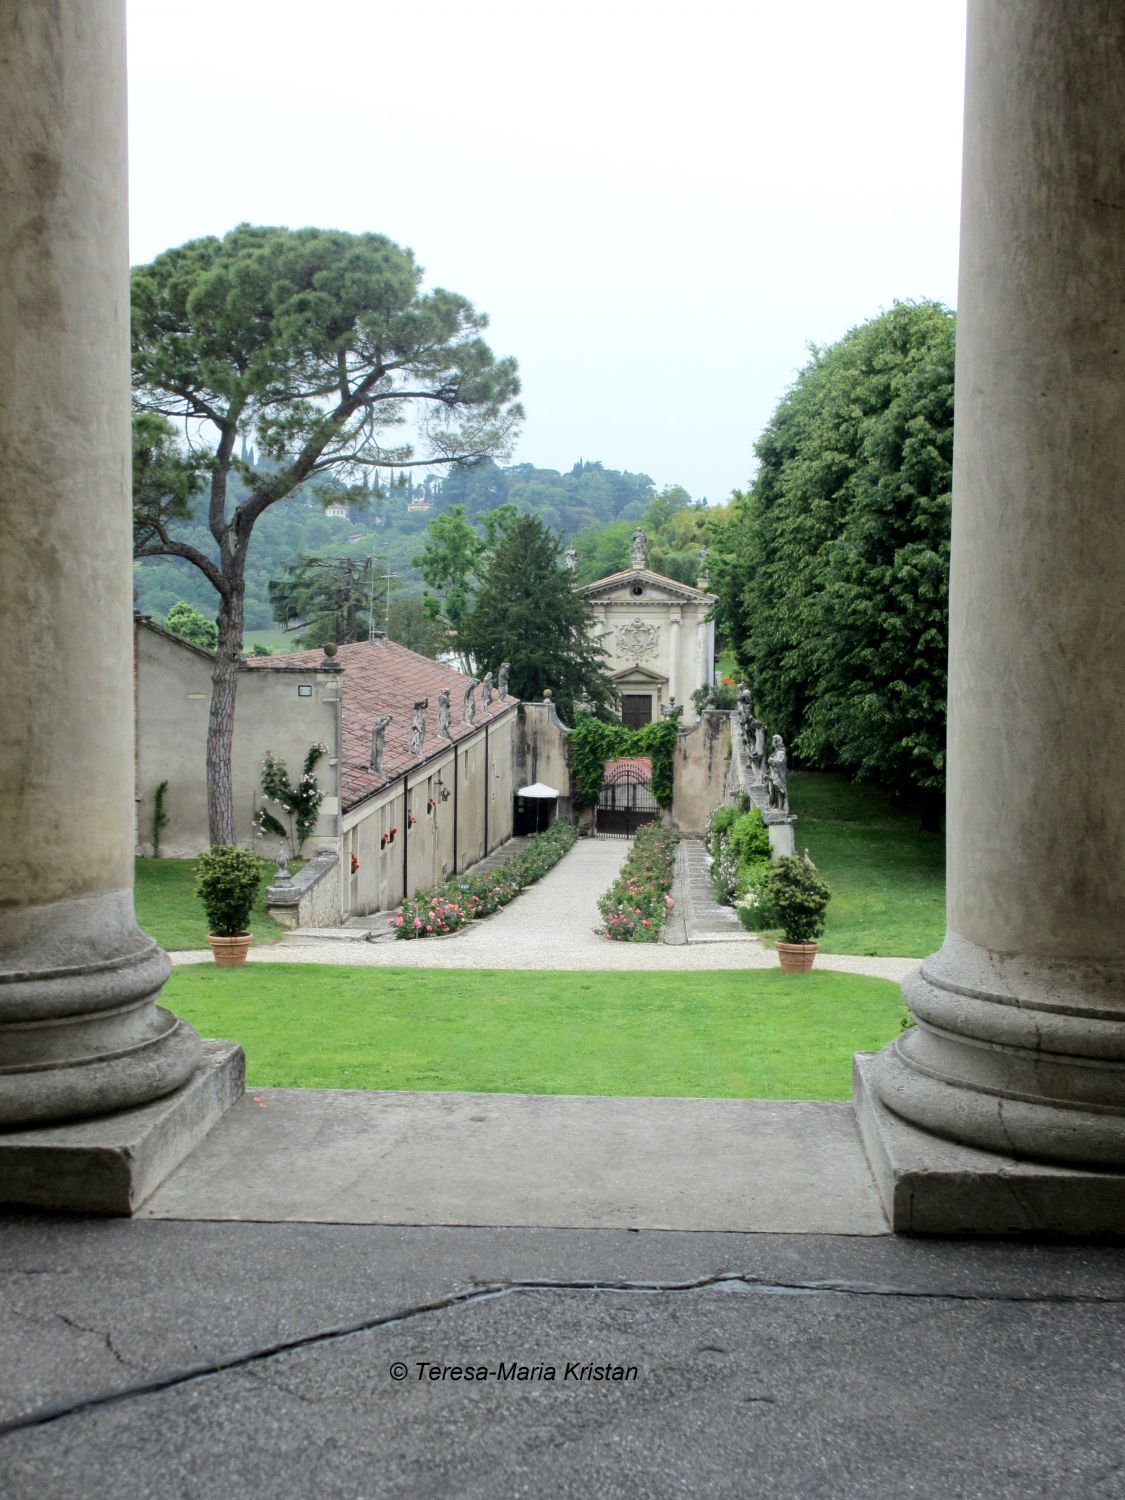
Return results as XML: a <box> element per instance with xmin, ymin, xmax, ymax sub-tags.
<box><xmin>134</xmin><ymin>620</ymin><xmax>521</xmax><ymax>926</ymax></box>
<box><xmin>578</xmin><ymin>536</ymin><xmax>716</xmax><ymax>725</ymax></box>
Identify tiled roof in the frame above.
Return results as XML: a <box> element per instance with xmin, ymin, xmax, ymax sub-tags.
<box><xmin>246</xmin><ymin>640</ymin><xmax>517</xmax><ymax>812</ymax></box>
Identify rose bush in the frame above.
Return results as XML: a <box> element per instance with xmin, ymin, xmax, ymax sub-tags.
<box><xmin>391</xmin><ymin>820</ymin><xmax>578</xmax><ymax>939</ymax></box>
<box><xmin>596</xmin><ymin>825</ymin><xmax>679</xmax><ymax>942</ymax></box>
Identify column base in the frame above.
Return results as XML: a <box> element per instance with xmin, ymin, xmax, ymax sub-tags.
<box><xmin>854</xmin><ymin>1053</ymin><xmax>1125</xmax><ymax>1237</ymax></box>
<box><xmin>0</xmin><ymin>1039</ymin><xmax>245</xmax><ymax>1214</ymax></box>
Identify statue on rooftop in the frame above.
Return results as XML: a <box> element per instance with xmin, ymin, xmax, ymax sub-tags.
<box><xmin>463</xmin><ymin>678</ymin><xmax>478</xmax><ymax>725</ymax></box>
<box><xmin>410</xmin><ymin>699</ymin><xmax>428</xmax><ymax>757</ymax></box>
<box><xmin>498</xmin><ymin>661</ymin><xmax>510</xmax><ymax>698</ymax></box>
<box><xmin>481</xmin><ymin>671</ymin><xmax>494</xmax><ymax>710</ymax></box>
<box><xmin>631</xmin><ymin>527</ymin><xmax>647</xmax><ymax>569</ymax></box>
<box><xmin>370</xmin><ymin>714</ymin><xmax>392</xmax><ymax>775</ymax></box>
<box><xmin>565</xmin><ymin>548</ymin><xmax>577</xmax><ymax>572</ymax></box>
<box><xmin>437</xmin><ymin>689</ymin><xmax>452</xmax><ymax>740</ymax></box>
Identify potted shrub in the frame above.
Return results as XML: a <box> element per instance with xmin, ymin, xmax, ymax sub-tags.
<box><xmin>767</xmin><ymin>854</ymin><xmax>831</xmax><ymax>973</ymax></box>
<box><xmin>195</xmin><ymin>846</ymin><xmax>265</xmax><ymax>967</ymax></box>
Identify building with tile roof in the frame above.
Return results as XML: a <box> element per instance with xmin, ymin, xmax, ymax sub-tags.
<box><xmin>135</xmin><ymin>622</ymin><xmax>523</xmax><ymax>926</ymax></box>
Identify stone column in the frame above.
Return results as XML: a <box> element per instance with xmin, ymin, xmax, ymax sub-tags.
<box><xmin>668</xmin><ymin>610</ymin><xmax>681</xmax><ymax>706</ymax></box>
<box><xmin>861</xmin><ymin>2</ymin><xmax>1125</xmax><ymax>1207</ymax></box>
<box><xmin>0</xmin><ymin>4</ymin><xmax>202</xmax><ymax>1129</ymax></box>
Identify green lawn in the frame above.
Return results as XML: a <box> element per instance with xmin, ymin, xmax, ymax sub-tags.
<box><xmin>135</xmin><ymin>858</ymin><xmax>287</xmax><ymax>952</ymax></box>
<box><xmin>759</xmin><ymin>771</ymin><xmax>945</xmax><ymax>958</ymax></box>
<box><xmin>242</xmin><ymin>626</ymin><xmax>303</xmax><ymax>655</ymax></box>
<box><xmin>164</xmin><ymin>964</ymin><xmax>905</xmax><ymax>1100</ymax></box>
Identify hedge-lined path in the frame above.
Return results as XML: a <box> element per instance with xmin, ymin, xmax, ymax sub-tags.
<box><xmin>170</xmin><ymin>836</ymin><xmax>917</xmax><ymax>980</ymax></box>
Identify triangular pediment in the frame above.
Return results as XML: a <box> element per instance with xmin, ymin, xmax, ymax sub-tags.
<box><xmin>580</xmin><ymin>567</ymin><xmax>714</xmax><ymax>605</ymax></box>
<box><xmin>611</xmin><ymin>663</ymin><xmax>668</xmax><ymax>685</ymax></box>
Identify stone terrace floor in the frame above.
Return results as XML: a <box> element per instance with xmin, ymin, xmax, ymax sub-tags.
<box><xmin>4</xmin><ymin>838</ymin><xmax>1123</xmax><ymax>1497</ymax></box>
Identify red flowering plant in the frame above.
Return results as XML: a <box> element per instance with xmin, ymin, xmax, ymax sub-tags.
<box><xmin>350</xmin><ymin>853</ymin><xmax>360</xmax><ymax>875</ymax></box>
<box><xmin>389</xmin><ymin>821</ymin><xmax>578</xmax><ymax>939</ymax></box>
<box><xmin>596</xmin><ymin>825</ymin><xmax>679</xmax><ymax>942</ymax></box>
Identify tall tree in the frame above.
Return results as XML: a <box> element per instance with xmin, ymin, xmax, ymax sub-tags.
<box><xmin>267</xmin><ymin>555</ymin><xmax>379</xmax><ymax>648</ymax></box>
<box><xmin>131</xmin><ymin>223</ymin><xmax>521</xmax><ymax>844</ymax></box>
<box><xmin>729</xmin><ymin>300</ymin><xmax>955</xmax><ymax>817</ymax></box>
<box><xmin>165</xmin><ymin>601</ymin><xmax>218</xmax><ymax>651</ymax></box>
<box><xmin>461</xmin><ymin>515</ymin><xmax>615</xmax><ymax>721</ymax></box>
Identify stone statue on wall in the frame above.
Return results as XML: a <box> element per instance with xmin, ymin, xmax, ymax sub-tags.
<box><xmin>463</xmin><ymin>679</ymin><xmax>478</xmax><ymax>725</ymax></box>
<box><xmin>767</xmin><ymin>734</ymin><xmax>789</xmax><ymax>813</ymax></box>
<box><xmin>576</xmin><ymin>689</ymin><xmax>594</xmax><ymax>715</ymax></box>
<box><xmin>410</xmin><ymin>698</ymin><xmax>428</xmax><ymax>757</ymax></box>
<box><xmin>631</xmin><ymin>527</ymin><xmax>647</xmax><ymax>569</ymax></box>
<box><xmin>660</xmin><ymin>696</ymin><xmax>684</xmax><ymax>721</ymax></box>
<box><xmin>481</xmin><ymin>672</ymin><xmax>494</xmax><ymax>710</ymax></box>
<box><xmin>437</xmin><ymin>689</ymin><xmax>452</xmax><ymax>740</ymax></box>
<box><xmin>370</xmin><ymin>714</ymin><xmax>392</xmax><ymax>774</ymax></box>
<box><xmin>565</xmin><ymin>548</ymin><xmax>577</xmax><ymax>572</ymax></box>
<box><xmin>498</xmin><ymin>661</ymin><xmax>510</xmax><ymax>698</ymax></box>
<box><xmin>750</xmin><ymin>716</ymin><xmax>767</xmax><ymax>782</ymax></box>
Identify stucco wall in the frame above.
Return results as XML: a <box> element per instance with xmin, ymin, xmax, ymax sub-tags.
<box><xmin>514</xmin><ymin>702</ymin><xmax>572</xmax><ymax>804</ymax></box>
<box><xmin>340</xmin><ymin>707</ymin><xmax>519</xmax><ymax>914</ymax></box>
<box><xmin>134</xmin><ymin>622</ymin><xmax>340</xmax><ymax>858</ymax></box>
<box><xmin>670</xmin><ymin>710</ymin><xmax>732</xmax><ymax>833</ymax></box>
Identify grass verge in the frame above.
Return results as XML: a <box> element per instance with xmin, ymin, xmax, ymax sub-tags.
<box><xmin>754</xmin><ymin>771</ymin><xmax>945</xmax><ymax>958</ymax></box>
<box><xmin>163</xmin><ymin>963</ymin><xmax>905</xmax><ymax>1100</ymax></box>
<box><xmin>135</xmin><ymin>858</ymin><xmax>288</xmax><ymax>952</ymax></box>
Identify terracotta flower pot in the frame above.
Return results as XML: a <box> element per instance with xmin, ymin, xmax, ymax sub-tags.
<box><xmin>207</xmin><ymin>934</ymin><xmax>253</xmax><ymax>968</ymax></box>
<box><xmin>776</xmin><ymin>940</ymin><xmax>819</xmax><ymax>975</ymax></box>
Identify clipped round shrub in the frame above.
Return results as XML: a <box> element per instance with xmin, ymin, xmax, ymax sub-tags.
<box><xmin>766</xmin><ymin>855</ymin><xmax>831</xmax><ymax>944</ymax></box>
<box><xmin>195</xmin><ymin>846</ymin><xmax>266</xmax><ymax>936</ymax></box>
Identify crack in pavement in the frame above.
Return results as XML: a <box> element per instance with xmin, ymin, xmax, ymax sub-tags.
<box><xmin>1</xmin><ymin>1270</ymin><xmax>1121</xmax><ymax>1439</ymax></box>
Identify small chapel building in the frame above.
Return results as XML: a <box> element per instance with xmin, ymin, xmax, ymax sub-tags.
<box><xmin>577</xmin><ymin>531</ymin><xmax>716</xmax><ymax>726</ymax></box>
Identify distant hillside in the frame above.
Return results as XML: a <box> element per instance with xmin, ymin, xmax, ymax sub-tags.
<box><xmin>133</xmin><ymin>458</ymin><xmax>676</xmax><ymax>635</ymax></box>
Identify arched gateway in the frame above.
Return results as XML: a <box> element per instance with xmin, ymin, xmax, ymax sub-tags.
<box><xmin>596</xmin><ymin>757</ymin><xmax>660</xmax><ymax>838</ymax></box>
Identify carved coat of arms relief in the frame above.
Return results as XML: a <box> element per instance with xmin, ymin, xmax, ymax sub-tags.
<box><xmin>614</xmin><ymin>616</ymin><xmax>660</xmax><ymax>661</ymax></box>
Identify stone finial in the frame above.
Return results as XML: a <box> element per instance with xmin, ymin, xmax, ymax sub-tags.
<box><xmin>481</xmin><ymin>671</ymin><xmax>494</xmax><ymax>710</ymax></box>
<box><xmin>275</xmin><ymin>844</ymin><xmax>291</xmax><ymax>883</ymax></box>
<box><xmin>463</xmin><ymin>679</ymin><xmax>478</xmax><ymax>725</ymax></box>
<box><xmin>370</xmin><ymin>714</ymin><xmax>392</xmax><ymax>774</ymax></box>
<box><xmin>320</xmin><ymin>641</ymin><xmax>343</xmax><ymax>673</ymax></box>
<box><xmin>631</xmin><ymin>527</ymin><xmax>647</xmax><ymax>570</ymax></box>
<box><xmin>498</xmin><ymin>661</ymin><xmax>510</xmax><ymax>699</ymax></box>
<box><xmin>437</xmin><ymin>688</ymin><xmax>452</xmax><ymax>740</ymax></box>
<box><xmin>661</xmin><ymin>696</ymin><xmax>684</xmax><ymax>721</ymax></box>
<box><xmin>543</xmin><ymin>688</ymin><xmax>553</xmax><ymax>702</ymax></box>
<box><xmin>410</xmin><ymin>698</ymin><xmax>428</xmax><ymax>757</ymax></box>
<box><xmin>565</xmin><ymin>548</ymin><xmax>577</xmax><ymax>572</ymax></box>
<box><xmin>767</xmin><ymin>734</ymin><xmax>789</xmax><ymax>813</ymax></box>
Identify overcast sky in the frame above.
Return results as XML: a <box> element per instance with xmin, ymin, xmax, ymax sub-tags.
<box><xmin>127</xmin><ymin>0</ymin><xmax>967</xmax><ymax>505</ymax></box>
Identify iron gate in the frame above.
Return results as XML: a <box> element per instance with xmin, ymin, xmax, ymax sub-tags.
<box><xmin>596</xmin><ymin>757</ymin><xmax>660</xmax><ymax>838</ymax></box>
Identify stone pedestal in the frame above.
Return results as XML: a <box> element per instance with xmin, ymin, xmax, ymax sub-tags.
<box><xmin>0</xmin><ymin>2</ymin><xmax>240</xmax><ymax>1206</ymax></box>
<box><xmin>860</xmin><ymin>1</ymin><xmax>1125</xmax><ymax>1230</ymax></box>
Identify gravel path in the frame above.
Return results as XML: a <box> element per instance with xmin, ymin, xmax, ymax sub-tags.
<box><xmin>170</xmin><ymin>838</ymin><xmax>918</xmax><ymax>982</ymax></box>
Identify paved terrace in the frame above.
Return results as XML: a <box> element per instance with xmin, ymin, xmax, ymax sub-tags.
<box><xmin>5</xmin><ymin>838</ymin><xmax>1123</xmax><ymax>1496</ymax></box>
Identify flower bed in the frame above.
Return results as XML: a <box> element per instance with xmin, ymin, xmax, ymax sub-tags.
<box><xmin>596</xmin><ymin>824</ymin><xmax>679</xmax><ymax>941</ymax></box>
<box><xmin>390</xmin><ymin>820</ymin><xmax>579</xmax><ymax>938</ymax></box>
